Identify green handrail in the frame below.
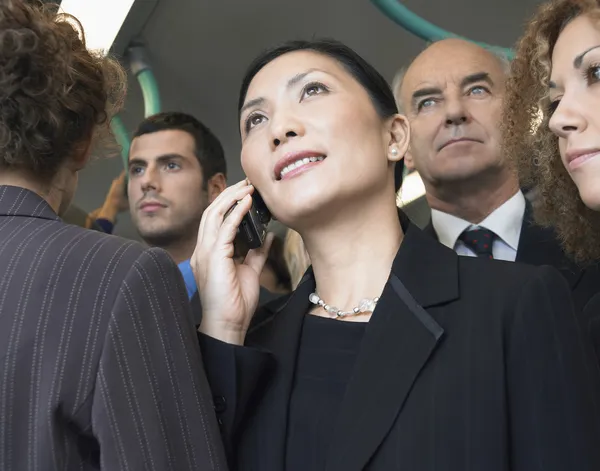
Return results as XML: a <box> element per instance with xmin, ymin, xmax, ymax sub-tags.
<box><xmin>110</xmin><ymin>67</ymin><xmax>161</xmax><ymax>175</ymax></box>
<box><xmin>370</xmin><ymin>0</ymin><xmax>514</xmax><ymax>59</ymax></box>
<box><xmin>138</xmin><ymin>69</ymin><xmax>161</xmax><ymax>118</ymax></box>
<box><xmin>110</xmin><ymin>115</ymin><xmax>131</xmax><ymax>171</ymax></box>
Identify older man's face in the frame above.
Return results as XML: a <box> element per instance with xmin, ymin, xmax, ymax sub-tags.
<box><xmin>400</xmin><ymin>39</ymin><xmax>508</xmax><ymax>188</ymax></box>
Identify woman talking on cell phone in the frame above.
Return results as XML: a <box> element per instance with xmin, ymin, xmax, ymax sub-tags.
<box><xmin>191</xmin><ymin>39</ymin><xmax>600</xmax><ymax>470</ymax></box>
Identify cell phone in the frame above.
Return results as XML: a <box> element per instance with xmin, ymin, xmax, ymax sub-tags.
<box><xmin>234</xmin><ymin>190</ymin><xmax>272</xmax><ymax>250</ymax></box>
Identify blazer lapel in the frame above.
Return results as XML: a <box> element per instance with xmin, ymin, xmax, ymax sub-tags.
<box><xmin>246</xmin><ymin>270</ymin><xmax>315</xmax><ymax>470</ymax></box>
<box><xmin>423</xmin><ymin>220</ymin><xmax>438</xmax><ymax>240</ymax></box>
<box><xmin>326</xmin><ymin>222</ymin><xmax>458</xmax><ymax>471</ymax></box>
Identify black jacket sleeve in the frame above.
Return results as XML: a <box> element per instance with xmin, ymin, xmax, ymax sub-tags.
<box><xmin>507</xmin><ymin>265</ymin><xmax>600</xmax><ymax>470</ymax></box>
<box><xmin>582</xmin><ymin>292</ymin><xmax>600</xmax><ymax>369</ymax></box>
<box><xmin>198</xmin><ymin>331</ymin><xmax>275</xmax><ymax>461</ymax></box>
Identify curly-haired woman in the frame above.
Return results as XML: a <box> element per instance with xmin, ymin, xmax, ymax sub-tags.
<box><xmin>0</xmin><ymin>2</ymin><xmax>226</xmax><ymax>469</ymax></box>
<box><xmin>503</xmin><ymin>0</ymin><xmax>600</xmax><ymax>364</ymax></box>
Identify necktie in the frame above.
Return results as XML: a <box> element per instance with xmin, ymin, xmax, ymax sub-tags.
<box><xmin>459</xmin><ymin>228</ymin><xmax>495</xmax><ymax>259</ymax></box>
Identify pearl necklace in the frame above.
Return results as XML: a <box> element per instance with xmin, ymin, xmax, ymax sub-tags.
<box><xmin>308</xmin><ymin>292</ymin><xmax>380</xmax><ymax>319</ymax></box>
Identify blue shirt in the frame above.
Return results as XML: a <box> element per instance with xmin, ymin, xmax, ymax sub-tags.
<box><xmin>178</xmin><ymin>259</ymin><xmax>197</xmax><ymax>299</ymax></box>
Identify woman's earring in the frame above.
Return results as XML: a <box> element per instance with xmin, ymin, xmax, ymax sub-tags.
<box><xmin>391</xmin><ymin>148</ymin><xmax>399</xmax><ymax>156</ymax></box>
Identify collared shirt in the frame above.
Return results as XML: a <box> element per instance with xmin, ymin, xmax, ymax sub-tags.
<box><xmin>430</xmin><ymin>190</ymin><xmax>526</xmax><ymax>262</ymax></box>
<box><xmin>178</xmin><ymin>259</ymin><xmax>197</xmax><ymax>299</ymax></box>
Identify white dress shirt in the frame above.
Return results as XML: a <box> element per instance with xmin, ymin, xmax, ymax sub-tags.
<box><xmin>430</xmin><ymin>191</ymin><xmax>526</xmax><ymax>262</ymax></box>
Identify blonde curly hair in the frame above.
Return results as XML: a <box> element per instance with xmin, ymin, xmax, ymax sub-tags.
<box><xmin>283</xmin><ymin>229</ymin><xmax>310</xmax><ymax>290</ymax></box>
<box><xmin>503</xmin><ymin>0</ymin><xmax>600</xmax><ymax>263</ymax></box>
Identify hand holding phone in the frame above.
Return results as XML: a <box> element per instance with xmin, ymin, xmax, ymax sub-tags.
<box><xmin>234</xmin><ymin>190</ymin><xmax>271</xmax><ymax>250</ymax></box>
<box><xmin>191</xmin><ymin>180</ymin><xmax>274</xmax><ymax>345</ymax></box>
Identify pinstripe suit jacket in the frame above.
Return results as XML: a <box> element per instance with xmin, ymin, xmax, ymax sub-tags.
<box><xmin>0</xmin><ymin>185</ymin><xmax>227</xmax><ymax>470</ymax></box>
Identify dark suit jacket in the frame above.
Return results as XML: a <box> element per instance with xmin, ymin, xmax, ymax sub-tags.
<box><xmin>424</xmin><ymin>203</ymin><xmax>600</xmax><ymax>358</ymax></box>
<box><xmin>0</xmin><ymin>186</ymin><xmax>227</xmax><ymax>470</ymax></box>
<box><xmin>200</xmin><ymin>215</ymin><xmax>600</xmax><ymax>471</ymax></box>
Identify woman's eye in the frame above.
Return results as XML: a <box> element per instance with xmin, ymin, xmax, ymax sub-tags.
<box><xmin>547</xmin><ymin>100</ymin><xmax>560</xmax><ymax>116</ymax></box>
<box><xmin>250</xmin><ymin>115</ymin><xmax>265</xmax><ymax>126</ymax></box>
<box><xmin>245</xmin><ymin>114</ymin><xmax>266</xmax><ymax>132</ymax></box>
<box><xmin>302</xmin><ymin>82</ymin><xmax>328</xmax><ymax>99</ymax></box>
<box><xmin>587</xmin><ymin>64</ymin><xmax>600</xmax><ymax>84</ymax></box>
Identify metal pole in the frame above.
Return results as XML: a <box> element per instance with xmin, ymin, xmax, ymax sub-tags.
<box><xmin>137</xmin><ymin>69</ymin><xmax>161</xmax><ymax>118</ymax></box>
<box><xmin>111</xmin><ymin>115</ymin><xmax>131</xmax><ymax>172</ymax></box>
<box><xmin>129</xmin><ymin>43</ymin><xmax>162</xmax><ymax>117</ymax></box>
<box><xmin>110</xmin><ymin>43</ymin><xmax>162</xmax><ymax>175</ymax></box>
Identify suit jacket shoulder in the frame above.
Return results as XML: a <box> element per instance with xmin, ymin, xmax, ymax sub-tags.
<box><xmin>517</xmin><ymin>207</ymin><xmax>600</xmax><ymax>314</ymax></box>
<box><xmin>0</xmin><ymin>187</ymin><xmax>227</xmax><ymax>470</ymax></box>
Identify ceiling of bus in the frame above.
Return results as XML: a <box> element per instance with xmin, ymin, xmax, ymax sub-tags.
<box><xmin>74</xmin><ymin>0</ymin><xmax>544</xmax><ymax>240</ymax></box>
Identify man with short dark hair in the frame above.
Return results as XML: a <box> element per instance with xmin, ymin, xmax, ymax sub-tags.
<box><xmin>126</xmin><ymin>111</ymin><xmax>278</xmax><ymax>322</ymax></box>
<box><xmin>127</xmin><ymin>112</ymin><xmax>228</xmax><ymax>323</ymax></box>
<box><xmin>129</xmin><ymin>112</ymin><xmax>226</xmax><ymax>267</ymax></box>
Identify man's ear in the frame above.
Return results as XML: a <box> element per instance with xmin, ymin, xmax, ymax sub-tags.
<box><xmin>206</xmin><ymin>172</ymin><xmax>227</xmax><ymax>203</ymax></box>
<box><xmin>387</xmin><ymin>114</ymin><xmax>410</xmax><ymax>163</ymax></box>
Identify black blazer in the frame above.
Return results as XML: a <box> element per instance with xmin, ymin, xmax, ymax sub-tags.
<box><xmin>200</xmin><ymin>215</ymin><xmax>600</xmax><ymax>471</ymax></box>
<box><xmin>424</xmin><ymin>203</ymin><xmax>600</xmax><ymax>356</ymax></box>
<box><xmin>0</xmin><ymin>186</ymin><xmax>227</xmax><ymax>470</ymax></box>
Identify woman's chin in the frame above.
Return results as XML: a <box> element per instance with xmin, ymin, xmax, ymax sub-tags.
<box><xmin>268</xmin><ymin>180</ymin><xmax>332</xmax><ymax>219</ymax></box>
<box><xmin>578</xmin><ymin>182</ymin><xmax>600</xmax><ymax>213</ymax></box>
<box><xmin>272</xmin><ymin>204</ymin><xmax>324</xmax><ymax>230</ymax></box>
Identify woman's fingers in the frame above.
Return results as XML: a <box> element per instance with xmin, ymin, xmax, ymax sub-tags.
<box><xmin>214</xmin><ymin>194</ymin><xmax>253</xmax><ymax>253</ymax></box>
<box><xmin>244</xmin><ymin>232</ymin><xmax>275</xmax><ymax>275</ymax></box>
<box><xmin>197</xmin><ymin>181</ymin><xmax>254</xmax><ymax>249</ymax></box>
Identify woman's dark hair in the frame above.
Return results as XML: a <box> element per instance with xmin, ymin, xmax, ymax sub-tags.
<box><xmin>264</xmin><ymin>235</ymin><xmax>292</xmax><ymax>292</ymax></box>
<box><xmin>0</xmin><ymin>0</ymin><xmax>126</xmax><ymax>179</ymax></box>
<box><xmin>238</xmin><ymin>38</ymin><xmax>399</xmax><ymax>120</ymax></box>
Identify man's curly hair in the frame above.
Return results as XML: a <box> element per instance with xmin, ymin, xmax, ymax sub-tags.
<box><xmin>0</xmin><ymin>0</ymin><xmax>126</xmax><ymax>179</ymax></box>
<box><xmin>502</xmin><ymin>0</ymin><xmax>600</xmax><ymax>264</ymax></box>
